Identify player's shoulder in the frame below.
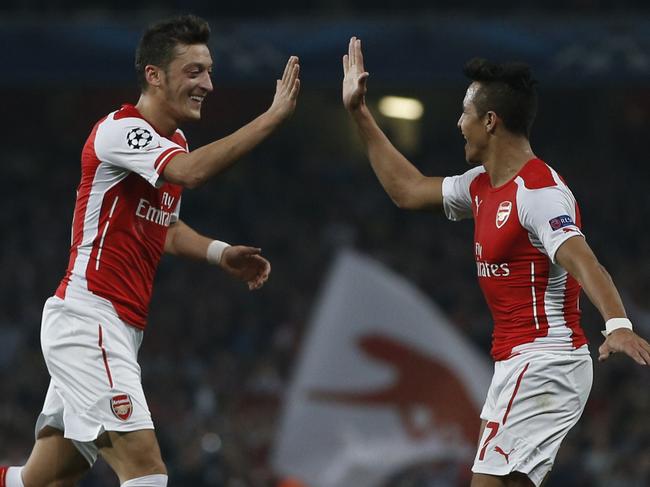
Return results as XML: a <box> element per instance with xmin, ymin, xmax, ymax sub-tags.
<box><xmin>94</xmin><ymin>104</ymin><xmax>164</xmax><ymax>154</ymax></box>
<box><xmin>101</xmin><ymin>104</ymin><xmax>156</xmax><ymax>136</ymax></box>
<box><xmin>516</xmin><ymin>158</ymin><xmax>568</xmax><ymax>191</ymax></box>
<box><xmin>465</xmin><ymin>165</ymin><xmax>488</xmax><ymax>190</ymax></box>
<box><xmin>99</xmin><ymin>104</ymin><xmax>186</xmax><ymax>149</ymax></box>
<box><xmin>458</xmin><ymin>164</ymin><xmax>487</xmax><ymax>184</ymax></box>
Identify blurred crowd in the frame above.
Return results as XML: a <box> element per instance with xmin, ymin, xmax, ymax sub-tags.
<box><xmin>1</xmin><ymin>77</ymin><xmax>649</xmax><ymax>486</ymax></box>
<box><xmin>2</xmin><ymin>0</ymin><xmax>649</xmax><ymax>16</ymax></box>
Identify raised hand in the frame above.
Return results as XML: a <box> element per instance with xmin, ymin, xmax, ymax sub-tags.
<box><xmin>220</xmin><ymin>246</ymin><xmax>271</xmax><ymax>290</ymax></box>
<box><xmin>267</xmin><ymin>56</ymin><xmax>301</xmax><ymax>123</ymax></box>
<box><xmin>599</xmin><ymin>328</ymin><xmax>650</xmax><ymax>365</ymax></box>
<box><xmin>342</xmin><ymin>37</ymin><xmax>370</xmax><ymax>112</ymax></box>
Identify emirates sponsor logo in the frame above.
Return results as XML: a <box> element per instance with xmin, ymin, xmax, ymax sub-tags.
<box><xmin>111</xmin><ymin>394</ymin><xmax>133</xmax><ymax>421</ymax></box>
<box><xmin>495</xmin><ymin>201</ymin><xmax>512</xmax><ymax>228</ymax></box>
<box><xmin>476</xmin><ymin>261</ymin><xmax>510</xmax><ymax>277</ymax></box>
<box><xmin>136</xmin><ymin>198</ymin><xmax>173</xmax><ymax>227</ymax></box>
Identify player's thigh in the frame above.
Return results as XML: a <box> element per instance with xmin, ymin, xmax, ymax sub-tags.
<box><xmin>22</xmin><ymin>426</ymin><xmax>90</xmax><ymax>487</ymax></box>
<box><xmin>97</xmin><ymin>429</ymin><xmax>166</xmax><ymax>484</ymax></box>
<box><xmin>471</xmin><ymin>472</ymin><xmax>505</xmax><ymax>487</ymax></box>
<box><xmin>471</xmin><ymin>472</ymin><xmax>534</xmax><ymax>487</ymax></box>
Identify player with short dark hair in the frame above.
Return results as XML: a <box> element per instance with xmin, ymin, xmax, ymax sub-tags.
<box><xmin>462</xmin><ymin>58</ymin><xmax>538</xmax><ymax>138</ymax></box>
<box><xmin>135</xmin><ymin>14</ymin><xmax>211</xmax><ymax>91</ymax></box>
<box><xmin>0</xmin><ymin>14</ymin><xmax>300</xmax><ymax>487</ymax></box>
<box><xmin>342</xmin><ymin>37</ymin><xmax>650</xmax><ymax>487</ymax></box>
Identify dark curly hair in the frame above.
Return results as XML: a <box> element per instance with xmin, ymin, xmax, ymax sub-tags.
<box><xmin>135</xmin><ymin>14</ymin><xmax>211</xmax><ymax>91</ymax></box>
<box><xmin>463</xmin><ymin>58</ymin><xmax>538</xmax><ymax>138</ymax></box>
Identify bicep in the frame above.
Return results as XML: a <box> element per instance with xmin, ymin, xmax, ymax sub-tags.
<box><xmin>555</xmin><ymin>235</ymin><xmax>599</xmax><ymax>284</ymax></box>
<box><xmin>161</xmin><ymin>152</ymin><xmax>193</xmax><ymax>187</ymax></box>
<box><xmin>405</xmin><ymin>176</ymin><xmax>444</xmax><ymax>210</ymax></box>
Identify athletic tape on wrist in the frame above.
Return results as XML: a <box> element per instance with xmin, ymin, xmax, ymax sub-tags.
<box><xmin>207</xmin><ymin>240</ymin><xmax>230</xmax><ymax>265</ymax></box>
<box><xmin>601</xmin><ymin>317</ymin><xmax>633</xmax><ymax>338</ymax></box>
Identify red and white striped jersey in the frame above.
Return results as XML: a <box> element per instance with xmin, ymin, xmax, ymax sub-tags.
<box><xmin>56</xmin><ymin>104</ymin><xmax>187</xmax><ymax>330</ymax></box>
<box><xmin>442</xmin><ymin>158</ymin><xmax>588</xmax><ymax>361</ymax></box>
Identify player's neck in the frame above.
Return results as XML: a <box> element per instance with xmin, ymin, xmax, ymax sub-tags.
<box><xmin>135</xmin><ymin>94</ymin><xmax>178</xmax><ymax>137</ymax></box>
<box><xmin>483</xmin><ymin>136</ymin><xmax>535</xmax><ymax>188</ymax></box>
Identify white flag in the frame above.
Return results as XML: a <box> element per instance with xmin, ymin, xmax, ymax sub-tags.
<box><xmin>273</xmin><ymin>250</ymin><xmax>492</xmax><ymax>487</ymax></box>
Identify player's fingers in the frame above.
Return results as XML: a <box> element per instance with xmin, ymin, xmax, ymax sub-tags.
<box><xmin>289</xmin><ymin>78</ymin><xmax>301</xmax><ymax>100</ymax></box>
<box><xmin>637</xmin><ymin>344</ymin><xmax>650</xmax><ymax>365</ymax></box>
<box><xmin>598</xmin><ymin>343</ymin><xmax>611</xmax><ymax>362</ymax></box>
<box><xmin>349</xmin><ymin>37</ymin><xmax>356</xmax><ymax>65</ymax></box>
<box><xmin>287</xmin><ymin>64</ymin><xmax>300</xmax><ymax>91</ymax></box>
<box><xmin>630</xmin><ymin>349</ymin><xmax>647</xmax><ymax>366</ymax></box>
<box><xmin>343</xmin><ymin>54</ymin><xmax>349</xmax><ymax>75</ymax></box>
<box><xmin>281</xmin><ymin>56</ymin><xmax>294</xmax><ymax>84</ymax></box>
<box><xmin>247</xmin><ymin>254</ymin><xmax>271</xmax><ymax>272</ymax></box>
<box><xmin>356</xmin><ymin>38</ymin><xmax>365</xmax><ymax>70</ymax></box>
<box><xmin>238</xmin><ymin>246</ymin><xmax>262</xmax><ymax>257</ymax></box>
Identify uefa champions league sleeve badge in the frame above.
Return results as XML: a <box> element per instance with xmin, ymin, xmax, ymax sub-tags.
<box><xmin>126</xmin><ymin>128</ymin><xmax>154</xmax><ymax>150</ymax></box>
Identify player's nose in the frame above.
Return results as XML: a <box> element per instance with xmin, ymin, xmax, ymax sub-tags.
<box><xmin>200</xmin><ymin>72</ymin><xmax>213</xmax><ymax>93</ymax></box>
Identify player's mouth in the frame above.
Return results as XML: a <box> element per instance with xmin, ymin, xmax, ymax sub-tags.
<box><xmin>189</xmin><ymin>95</ymin><xmax>205</xmax><ymax>106</ymax></box>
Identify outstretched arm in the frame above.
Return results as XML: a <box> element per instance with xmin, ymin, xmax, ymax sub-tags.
<box><xmin>164</xmin><ymin>56</ymin><xmax>301</xmax><ymax>189</ymax></box>
<box><xmin>165</xmin><ymin>220</ymin><xmax>271</xmax><ymax>290</ymax></box>
<box><xmin>343</xmin><ymin>37</ymin><xmax>443</xmax><ymax>210</ymax></box>
<box><xmin>555</xmin><ymin>236</ymin><xmax>650</xmax><ymax>365</ymax></box>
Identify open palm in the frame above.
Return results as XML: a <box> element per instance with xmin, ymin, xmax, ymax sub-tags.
<box><xmin>342</xmin><ymin>37</ymin><xmax>370</xmax><ymax>111</ymax></box>
<box><xmin>268</xmin><ymin>56</ymin><xmax>301</xmax><ymax>122</ymax></box>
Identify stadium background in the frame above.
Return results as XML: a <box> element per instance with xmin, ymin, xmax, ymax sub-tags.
<box><xmin>1</xmin><ymin>2</ymin><xmax>649</xmax><ymax>486</ymax></box>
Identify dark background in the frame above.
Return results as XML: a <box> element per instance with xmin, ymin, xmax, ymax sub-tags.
<box><xmin>1</xmin><ymin>2</ymin><xmax>649</xmax><ymax>486</ymax></box>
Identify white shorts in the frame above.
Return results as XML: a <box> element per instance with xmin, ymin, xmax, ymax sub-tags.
<box><xmin>37</xmin><ymin>296</ymin><xmax>154</xmax><ymax>465</ymax></box>
<box><xmin>472</xmin><ymin>347</ymin><xmax>592</xmax><ymax>486</ymax></box>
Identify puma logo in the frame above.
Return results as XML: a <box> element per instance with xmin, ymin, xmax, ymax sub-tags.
<box><xmin>308</xmin><ymin>334</ymin><xmax>479</xmax><ymax>442</ymax></box>
<box><xmin>475</xmin><ymin>195</ymin><xmax>483</xmax><ymax>214</ymax></box>
<box><xmin>494</xmin><ymin>445</ymin><xmax>515</xmax><ymax>464</ymax></box>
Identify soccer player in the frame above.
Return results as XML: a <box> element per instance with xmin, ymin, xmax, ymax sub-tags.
<box><xmin>0</xmin><ymin>15</ymin><xmax>300</xmax><ymax>487</ymax></box>
<box><xmin>341</xmin><ymin>37</ymin><xmax>650</xmax><ymax>487</ymax></box>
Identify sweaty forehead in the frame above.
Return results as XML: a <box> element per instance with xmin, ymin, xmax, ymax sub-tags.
<box><xmin>171</xmin><ymin>44</ymin><xmax>213</xmax><ymax>68</ymax></box>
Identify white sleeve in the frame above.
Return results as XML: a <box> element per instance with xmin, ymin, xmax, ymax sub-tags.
<box><xmin>517</xmin><ymin>182</ymin><xmax>585</xmax><ymax>263</ymax></box>
<box><xmin>441</xmin><ymin>165</ymin><xmax>485</xmax><ymax>221</ymax></box>
<box><xmin>94</xmin><ymin>118</ymin><xmax>187</xmax><ymax>188</ymax></box>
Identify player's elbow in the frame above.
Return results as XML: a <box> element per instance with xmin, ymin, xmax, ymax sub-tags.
<box><xmin>391</xmin><ymin>189</ymin><xmax>426</xmax><ymax>210</ymax></box>
<box><xmin>181</xmin><ymin>175</ymin><xmax>205</xmax><ymax>189</ymax></box>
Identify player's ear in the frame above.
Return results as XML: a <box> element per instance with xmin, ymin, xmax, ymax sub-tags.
<box><xmin>144</xmin><ymin>65</ymin><xmax>163</xmax><ymax>89</ymax></box>
<box><xmin>485</xmin><ymin>111</ymin><xmax>498</xmax><ymax>134</ymax></box>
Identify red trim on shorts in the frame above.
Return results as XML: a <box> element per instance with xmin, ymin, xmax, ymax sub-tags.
<box><xmin>0</xmin><ymin>466</ymin><xmax>7</xmax><ymax>487</ymax></box>
<box><xmin>98</xmin><ymin>325</ymin><xmax>114</xmax><ymax>388</ymax></box>
<box><xmin>502</xmin><ymin>362</ymin><xmax>529</xmax><ymax>425</ymax></box>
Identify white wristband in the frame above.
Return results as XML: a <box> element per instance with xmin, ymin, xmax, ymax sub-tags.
<box><xmin>207</xmin><ymin>240</ymin><xmax>231</xmax><ymax>265</ymax></box>
<box><xmin>601</xmin><ymin>317</ymin><xmax>633</xmax><ymax>338</ymax></box>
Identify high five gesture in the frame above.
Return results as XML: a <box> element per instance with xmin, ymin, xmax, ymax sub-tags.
<box><xmin>343</xmin><ymin>37</ymin><xmax>370</xmax><ymax>112</ymax></box>
<box><xmin>268</xmin><ymin>56</ymin><xmax>301</xmax><ymax>123</ymax></box>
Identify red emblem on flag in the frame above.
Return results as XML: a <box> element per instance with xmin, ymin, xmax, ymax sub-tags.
<box><xmin>496</xmin><ymin>201</ymin><xmax>512</xmax><ymax>229</ymax></box>
<box><xmin>110</xmin><ymin>394</ymin><xmax>133</xmax><ymax>421</ymax></box>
